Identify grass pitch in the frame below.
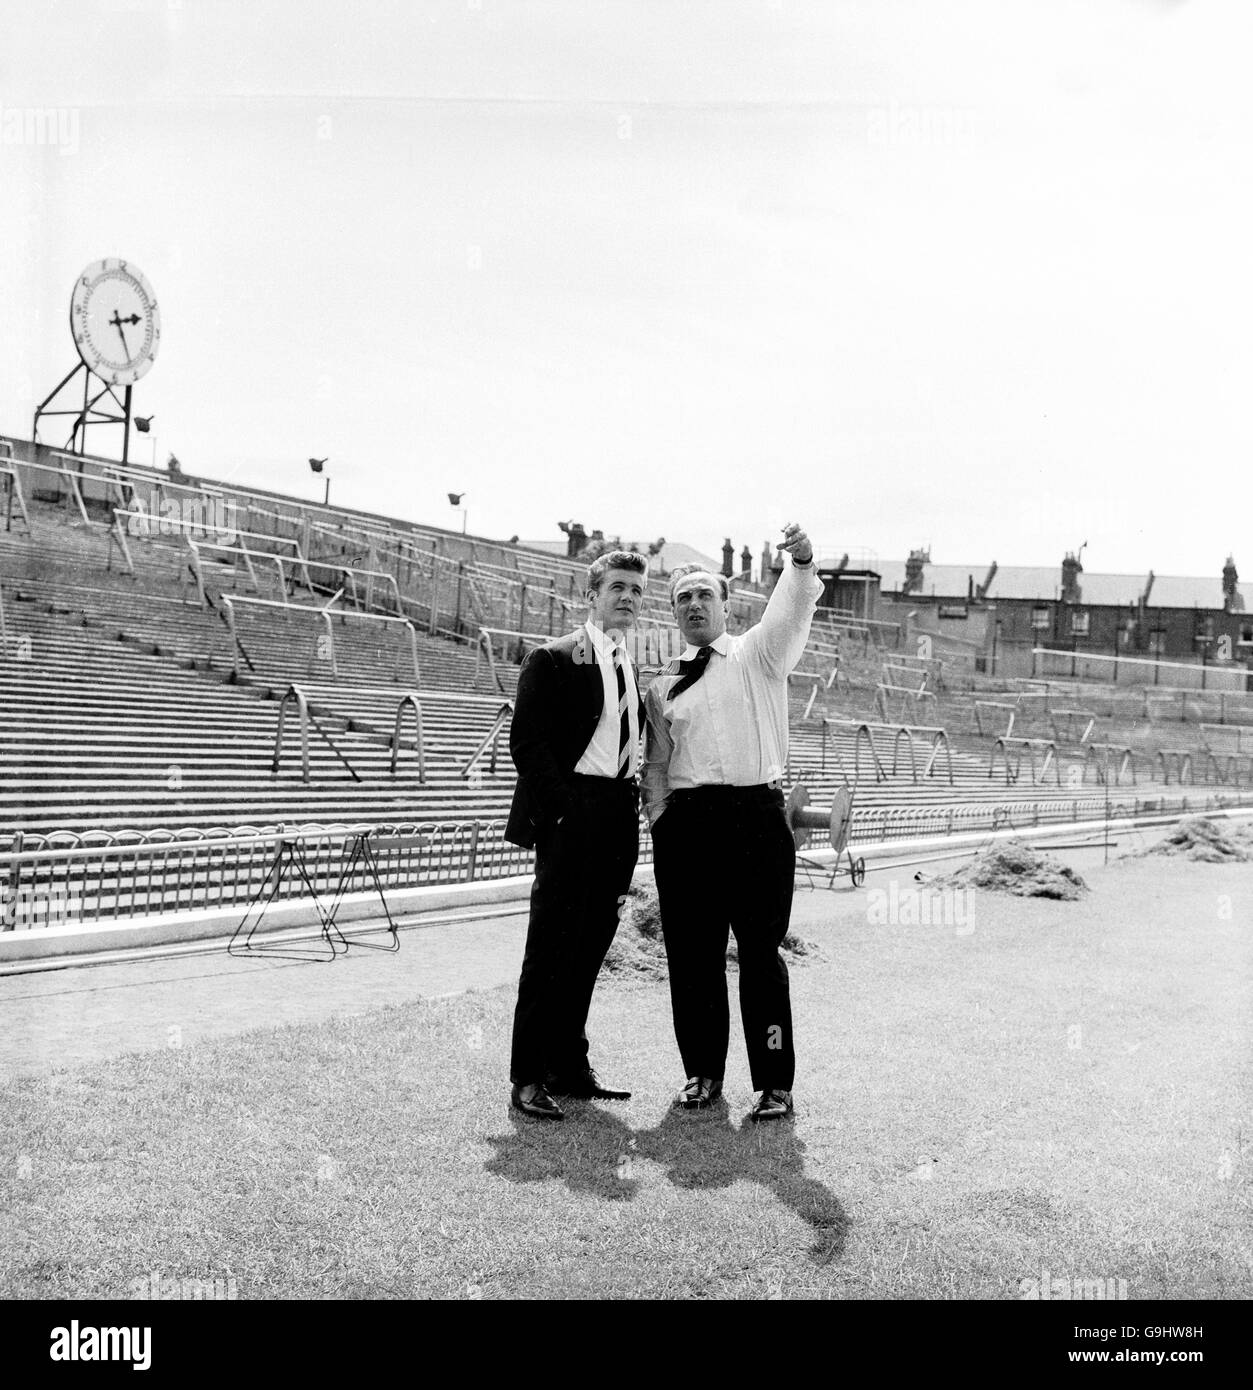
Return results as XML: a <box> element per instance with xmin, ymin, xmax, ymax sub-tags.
<box><xmin>2</xmin><ymin>855</ymin><xmax>1250</xmax><ymax>1301</ymax></box>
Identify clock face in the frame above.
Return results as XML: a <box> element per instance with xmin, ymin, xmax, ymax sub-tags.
<box><xmin>69</xmin><ymin>258</ymin><xmax>161</xmax><ymax>386</ymax></box>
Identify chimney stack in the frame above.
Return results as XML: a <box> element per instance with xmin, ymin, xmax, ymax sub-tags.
<box><xmin>1061</xmin><ymin>551</ymin><xmax>1084</xmax><ymax>604</ymax></box>
<box><xmin>903</xmin><ymin>546</ymin><xmax>930</xmax><ymax>595</ymax></box>
<box><xmin>1222</xmin><ymin>555</ymin><xmax>1241</xmax><ymax>612</ymax></box>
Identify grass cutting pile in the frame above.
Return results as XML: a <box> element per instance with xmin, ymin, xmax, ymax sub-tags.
<box><xmin>2</xmin><ymin>852</ymin><xmax>1251</xmax><ymax>1301</ymax></box>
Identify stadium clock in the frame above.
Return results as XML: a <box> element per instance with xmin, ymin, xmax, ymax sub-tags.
<box><xmin>69</xmin><ymin>258</ymin><xmax>161</xmax><ymax>386</ymax></box>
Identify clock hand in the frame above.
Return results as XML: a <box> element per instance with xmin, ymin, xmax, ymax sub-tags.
<box><xmin>109</xmin><ymin>309</ymin><xmax>136</xmax><ymax>361</ymax></box>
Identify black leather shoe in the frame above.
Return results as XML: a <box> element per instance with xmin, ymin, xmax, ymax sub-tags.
<box><xmin>546</xmin><ymin>1069</ymin><xmax>631</xmax><ymax>1101</ymax></box>
<box><xmin>750</xmin><ymin>1089</ymin><xmax>794</xmax><ymax>1122</ymax></box>
<box><xmin>673</xmin><ymin>1076</ymin><xmax>723</xmax><ymax>1110</ymax></box>
<box><xmin>511</xmin><ymin>1082</ymin><xmax>564</xmax><ymax>1120</ymax></box>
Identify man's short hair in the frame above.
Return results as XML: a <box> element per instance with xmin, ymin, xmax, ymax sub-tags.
<box><xmin>668</xmin><ymin>565</ymin><xmax>729</xmax><ymax>603</ymax></box>
<box><xmin>586</xmin><ymin>549</ymin><xmax>649</xmax><ymax>593</ymax></box>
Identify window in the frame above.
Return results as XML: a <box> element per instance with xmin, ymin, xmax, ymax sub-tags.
<box><xmin>1031</xmin><ymin>606</ymin><xmax>1050</xmax><ymax>631</ymax></box>
<box><xmin>1149</xmin><ymin>630</ymin><xmax>1166</xmax><ymax>658</ymax></box>
<box><xmin>1070</xmin><ymin>610</ymin><xmax>1090</xmax><ymax>636</ymax></box>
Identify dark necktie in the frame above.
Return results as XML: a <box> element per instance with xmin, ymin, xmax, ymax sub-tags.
<box><xmin>667</xmin><ymin>645</ymin><xmax>714</xmax><ymax>700</ymax></box>
<box><xmin>612</xmin><ymin>645</ymin><xmax>632</xmax><ymax>778</ymax></box>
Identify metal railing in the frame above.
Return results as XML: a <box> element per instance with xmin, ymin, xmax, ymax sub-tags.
<box><xmin>112</xmin><ymin>509</ymin><xmax>314</xmax><ymax>589</ymax></box>
<box><xmin>461</xmin><ymin>701</ymin><xmax>514</xmax><ymax>779</ymax></box>
<box><xmin>989</xmin><ymin>737</ymin><xmax>1062</xmax><ymax>787</ymax></box>
<box><xmin>0</xmin><ymin>820</ymin><xmax>541</xmax><ymax>930</ymax></box>
<box><xmin>820</xmin><ymin>719</ymin><xmax>954</xmax><ymax>789</ymax></box>
<box><xmin>391</xmin><ymin>694</ymin><xmax>426</xmax><ymax>780</ymax></box>
<box><xmin>48</xmin><ymin>451</ymin><xmax>92</xmax><ymax>524</ymax></box>
<box><xmin>875</xmin><ymin>682</ymin><xmax>938</xmax><ymax>723</ymax></box>
<box><xmin>3</xmin><ymin>791</ymin><xmax>1250</xmax><ymax>938</ymax></box>
<box><xmin>1083</xmin><ymin>744</ymin><xmax>1136</xmax><ymax>786</ymax></box>
<box><xmin>217</xmin><ymin>595</ymin><xmax>420</xmax><ymax>683</ymax></box>
<box><xmin>1200</xmin><ymin>723</ymin><xmax>1253</xmax><ymax>755</ymax></box>
<box><xmin>329</xmin><ymin>565</ymin><xmax>405</xmax><ymax>617</ymax></box>
<box><xmin>271</xmin><ymin>684</ymin><xmax>363</xmax><ymax>784</ymax></box>
<box><xmin>475</xmin><ymin>627</ymin><xmax>553</xmax><ymax>693</ymax></box>
<box><xmin>186</xmin><ymin>538</ymin><xmax>289</xmax><ymax>603</ymax></box>
<box><xmin>1</xmin><ymin>452</ymin><xmax>31</xmax><ymax>533</ymax></box>
<box><xmin>974</xmin><ymin>700</ymin><xmax>1020</xmax><ymax>739</ymax></box>
<box><xmin>1033</xmin><ymin>646</ymin><xmax>1249</xmax><ymax>692</ymax></box>
<box><xmin>1051</xmin><ymin>708</ymin><xmax>1098</xmax><ymax>744</ymax></box>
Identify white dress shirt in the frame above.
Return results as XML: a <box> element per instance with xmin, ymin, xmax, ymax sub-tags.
<box><xmin>642</xmin><ymin>560</ymin><xmax>822</xmax><ymax>821</ymax></box>
<box><xmin>574</xmin><ymin>620</ymin><xmax>641</xmax><ymax>779</ymax></box>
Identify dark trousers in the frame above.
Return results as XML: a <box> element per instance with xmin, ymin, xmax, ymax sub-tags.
<box><xmin>509</xmin><ymin>775</ymin><xmax>640</xmax><ymax>1084</ymax></box>
<box><xmin>651</xmin><ymin>785</ymin><xmax>797</xmax><ymax>1091</ymax></box>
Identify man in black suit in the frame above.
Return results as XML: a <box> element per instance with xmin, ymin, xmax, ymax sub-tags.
<box><xmin>505</xmin><ymin>549</ymin><xmax>649</xmax><ymax>1120</ymax></box>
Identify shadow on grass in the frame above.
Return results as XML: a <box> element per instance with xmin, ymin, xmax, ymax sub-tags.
<box><xmin>485</xmin><ymin>1101</ymin><xmax>850</xmax><ymax>1263</ymax></box>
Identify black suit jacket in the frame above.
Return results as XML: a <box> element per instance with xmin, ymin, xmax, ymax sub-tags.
<box><xmin>505</xmin><ymin>627</ymin><xmax>644</xmax><ymax>849</ymax></box>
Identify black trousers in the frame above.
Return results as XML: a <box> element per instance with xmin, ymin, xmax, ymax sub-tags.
<box><xmin>509</xmin><ymin>775</ymin><xmax>640</xmax><ymax>1085</ymax></box>
<box><xmin>651</xmin><ymin>785</ymin><xmax>797</xmax><ymax>1091</ymax></box>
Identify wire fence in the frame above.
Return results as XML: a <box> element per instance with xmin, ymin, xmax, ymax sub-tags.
<box><xmin>5</xmin><ymin>787</ymin><xmax>1248</xmax><ymax>936</ymax></box>
<box><xmin>0</xmin><ymin>816</ymin><xmax>659</xmax><ymax>933</ymax></box>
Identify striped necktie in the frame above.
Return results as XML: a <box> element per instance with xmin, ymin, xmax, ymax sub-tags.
<box><xmin>612</xmin><ymin>644</ymin><xmax>633</xmax><ymax>778</ymax></box>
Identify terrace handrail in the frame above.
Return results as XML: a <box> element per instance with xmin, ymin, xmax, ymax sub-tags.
<box><xmin>48</xmin><ymin>451</ymin><xmax>92</xmax><ymax>524</ymax></box>
<box><xmin>788</xmin><ymin>670</ymin><xmax>826</xmax><ymax>720</ymax></box>
<box><xmin>306</xmin><ymin>517</ymin><xmax>435</xmax><ymax>575</ymax></box>
<box><xmin>821</xmin><ymin>719</ymin><xmax>887</xmax><ymax>790</ymax></box>
<box><xmin>875</xmin><ymin>682</ymin><xmax>938</xmax><ymax>723</ymax></box>
<box><xmin>326</xmin><ymin>565</ymin><xmax>405</xmax><ymax>617</ymax></box>
<box><xmin>475</xmin><ymin>626</ymin><xmax>554</xmax><ymax>693</ymax></box>
<box><xmin>390</xmin><ymin>694</ymin><xmax>426</xmax><ymax>779</ymax></box>
<box><xmin>881</xmin><ymin>663</ymin><xmax>929</xmax><ymax>692</ymax></box>
<box><xmin>114</xmin><ymin>508</ymin><xmax>313</xmax><ymax>587</ymax></box>
<box><xmin>0</xmin><ymin>458</ymin><xmax>31</xmax><ymax>533</ymax></box>
<box><xmin>322</xmin><ymin>605</ymin><xmax>420</xmax><ymax>684</ymax></box>
<box><xmin>822</xmin><ymin>717</ymin><xmax>953</xmax><ymax>787</ymax></box>
<box><xmin>185</xmin><ymin>537</ymin><xmax>281</xmax><ymax>603</ymax></box>
<box><xmin>990</xmin><ymin>736</ymin><xmax>1061</xmax><ymax>787</ymax></box>
<box><xmin>1154</xmin><ymin>748</ymin><xmax>1194</xmax><ymax>785</ymax></box>
<box><xmin>1033</xmin><ymin>646</ymin><xmax>1250</xmax><ymax>692</ymax></box>
<box><xmin>220</xmin><ymin>594</ymin><xmax>420</xmax><ymax>683</ymax></box>
<box><xmin>1083</xmin><ymin>743</ymin><xmax>1135</xmax><ymax>786</ymax></box>
<box><xmin>271</xmin><ymin>683</ymin><xmax>363</xmax><ymax>785</ymax></box>
<box><xmin>219</xmin><ymin>595</ymin><xmax>332</xmax><ymax>677</ymax></box>
<box><xmin>888</xmin><ymin>724</ymin><xmax>955</xmax><ymax>785</ymax></box>
<box><xmin>461</xmin><ymin>701</ymin><xmax>515</xmax><ymax>780</ymax></box>
<box><xmin>974</xmin><ymin>700</ymin><xmax>1020</xmax><ymax>738</ymax></box>
<box><xmin>1050</xmin><ymin>707</ymin><xmax>1097</xmax><ymax>744</ymax></box>
<box><xmin>1200</xmin><ymin>723</ymin><xmax>1253</xmax><ymax>755</ymax></box>
<box><xmin>105</xmin><ymin>511</ymin><xmax>135</xmax><ymax>576</ymax></box>
<box><xmin>819</xmin><ymin>612</ymin><xmax>902</xmax><ymax>638</ymax></box>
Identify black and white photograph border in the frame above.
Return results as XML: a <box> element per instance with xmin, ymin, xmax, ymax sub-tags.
<box><xmin>0</xmin><ymin>0</ymin><xmax>1249</xmax><ymax>1361</ymax></box>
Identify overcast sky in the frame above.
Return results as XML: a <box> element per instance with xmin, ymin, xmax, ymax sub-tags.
<box><xmin>2</xmin><ymin>0</ymin><xmax>1249</xmax><ymax>578</ymax></box>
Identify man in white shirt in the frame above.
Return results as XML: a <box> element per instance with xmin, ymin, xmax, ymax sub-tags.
<box><xmin>642</xmin><ymin>523</ymin><xmax>821</xmax><ymax>1120</ymax></box>
<box><xmin>505</xmin><ymin>551</ymin><xmax>647</xmax><ymax>1120</ymax></box>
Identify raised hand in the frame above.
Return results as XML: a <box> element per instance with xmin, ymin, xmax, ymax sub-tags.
<box><xmin>779</xmin><ymin>522</ymin><xmax>813</xmax><ymax>565</ymax></box>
